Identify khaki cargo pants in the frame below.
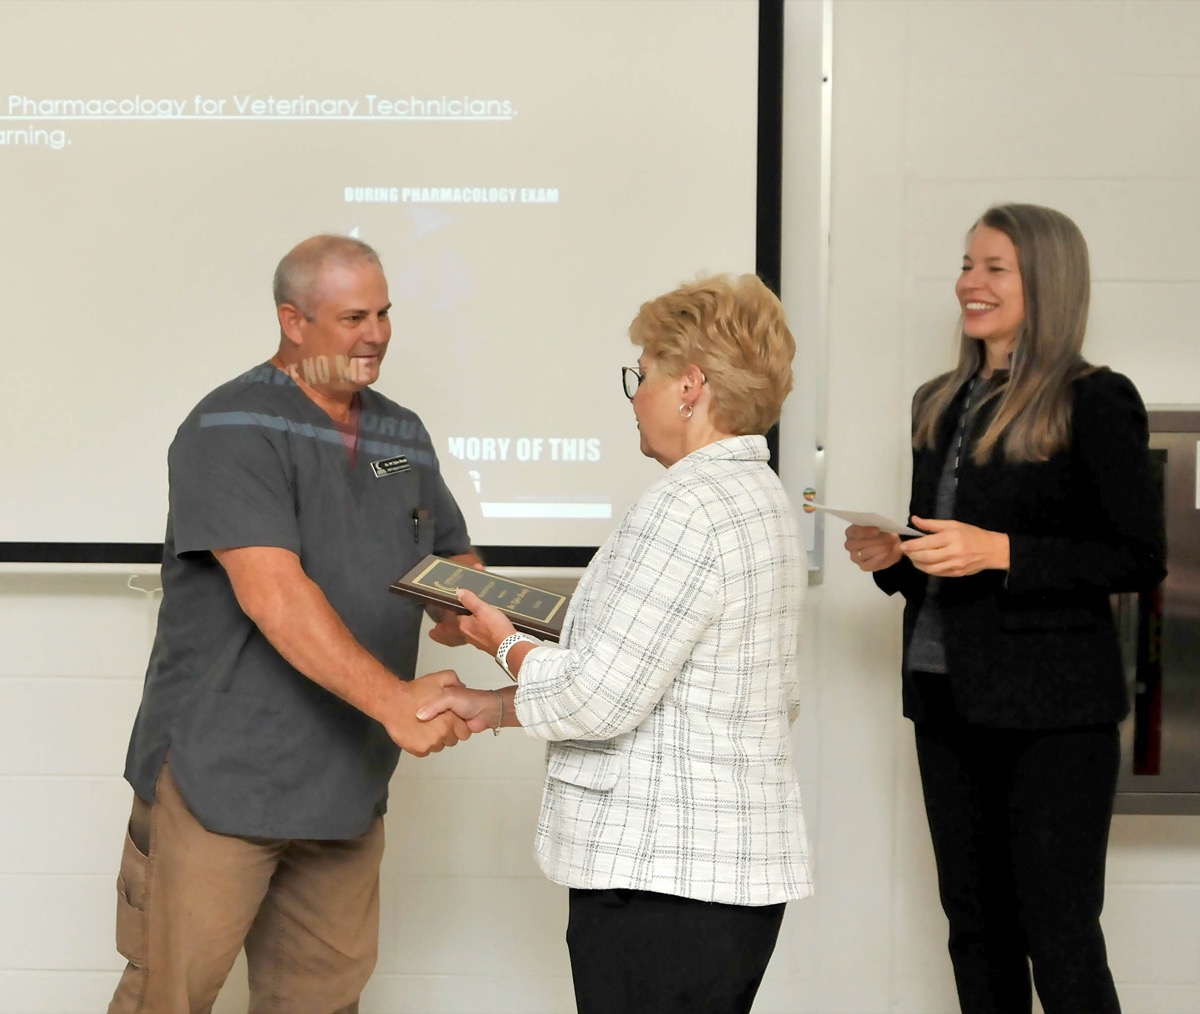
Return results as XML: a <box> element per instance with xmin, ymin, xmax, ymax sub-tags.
<box><xmin>108</xmin><ymin>761</ymin><xmax>385</xmax><ymax>1014</ymax></box>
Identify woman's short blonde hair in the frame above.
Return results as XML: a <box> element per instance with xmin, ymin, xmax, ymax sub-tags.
<box><xmin>629</xmin><ymin>274</ymin><xmax>796</xmax><ymax>435</ymax></box>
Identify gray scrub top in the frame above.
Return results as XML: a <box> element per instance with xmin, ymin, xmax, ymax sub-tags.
<box><xmin>124</xmin><ymin>363</ymin><xmax>471</xmax><ymax>839</ymax></box>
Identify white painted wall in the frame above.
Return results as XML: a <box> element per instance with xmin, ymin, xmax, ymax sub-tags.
<box><xmin>816</xmin><ymin>2</ymin><xmax>1200</xmax><ymax>1012</ymax></box>
<box><xmin>3</xmin><ymin>2</ymin><xmax>1200</xmax><ymax>1012</ymax></box>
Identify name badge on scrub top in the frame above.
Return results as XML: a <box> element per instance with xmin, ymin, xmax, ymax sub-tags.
<box><xmin>370</xmin><ymin>455</ymin><xmax>411</xmax><ymax>478</ymax></box>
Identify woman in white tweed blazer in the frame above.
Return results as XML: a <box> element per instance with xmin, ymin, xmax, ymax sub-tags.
<box><xmin>419</xmin><ymin>274</ymin><xmax>811</xmax><ymax>1014</ymax></box>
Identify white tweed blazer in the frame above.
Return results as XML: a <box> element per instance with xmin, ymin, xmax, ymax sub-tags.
<box><xmin>514</xmin><ymin>435</ymin><xmax>811</xmax><ymax>906</ymax></box>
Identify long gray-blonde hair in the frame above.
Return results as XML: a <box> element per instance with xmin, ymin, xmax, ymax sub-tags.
<box><xmin>913</xmin><ymin>203</ymin><xmax>1093</xmax><ymax>463</ymax></box>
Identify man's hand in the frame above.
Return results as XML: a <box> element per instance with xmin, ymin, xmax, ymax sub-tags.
<box><xmin>426</xmin><ymin>604</ymin><xmax>471</xmax><ymax>647</ymax></box>
<box><xmin>381</xmin><ymin>670</ymin><xmax>472</xmax><ymax>756</ymax></box>
<box><xmin>900</xmin><ymin>516</ymin><xmax>1010</xmax><ymax>577</ymax></box>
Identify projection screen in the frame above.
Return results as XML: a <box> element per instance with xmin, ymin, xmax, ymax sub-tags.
<box><xmin>0</xmin><ymin>0</ymin><xmax>772</xmax><ymax>564</ymax></box>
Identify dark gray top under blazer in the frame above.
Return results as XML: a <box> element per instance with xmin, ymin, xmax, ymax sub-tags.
<box><xmin>875</xmin><ymin>366</ymin><xmax>1166</xmax><ymax>729</ymax></box>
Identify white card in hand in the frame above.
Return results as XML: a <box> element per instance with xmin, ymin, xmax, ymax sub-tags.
<box><xmin>803</xmin><ymin>502</ymin><xmax>924</xmax><ymax>537</ymax></box>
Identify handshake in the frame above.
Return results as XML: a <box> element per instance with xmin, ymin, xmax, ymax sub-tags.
<box><xmin>380</xmin><ymin>668</ymin><xmax>508</xmax><ymax>758</ymax></box>
<box><xmin>378</xmin><ymin>585</ymin><xmax>522</xmax><ymax>757</ymax></box>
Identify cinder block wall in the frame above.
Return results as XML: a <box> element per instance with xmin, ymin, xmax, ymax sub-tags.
<box><xmin>4</xmin><ymin>3</ymin><xmax>1200</xmax><ymax>1012</ymax></box>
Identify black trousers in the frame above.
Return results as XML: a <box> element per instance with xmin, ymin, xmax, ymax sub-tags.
<box><xmin>912</xmin><ymin>674</ymin><xmax>1122</xmax><ymax>1014</ymax></box>
<box><xmin>566</xmin><ymin>887</ymin><xmax>786</xmax><ymax>1014</ymax></box>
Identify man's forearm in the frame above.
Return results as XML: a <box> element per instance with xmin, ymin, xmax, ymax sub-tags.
<box><xmin>214</xmin><ymin>545</ymin><xmax>413</xmax><ymax>722</ymax></box>
<box><xmin>214</xmin><ymin>545</ymin><xmax>470</xmax><ymax>756</ymax></box>
<box><xmin>249</xmin><ymin>567</ymin><xmax>410</xmax><ymax>721</ymax></box>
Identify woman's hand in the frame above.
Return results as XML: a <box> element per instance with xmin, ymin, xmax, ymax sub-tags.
<box><xmin>844</xmin><ymin>524</ymin><xmax>903</xmax><ymax>572</ymax></box>
<box><xmin>426</xmin><ymin>558</ymin><xmax>488</xmax><ymax>647</ymax></box>
<box><xmin>454</xmin><ymin>587</ymin><xmax>518</xmax><ymax>656</ymax></box>
<box><xmin>416</xmin><ymin>684</ymin><xmax>504</xmax><ymax>734</ymax></box>
<box><xmin>900</xmin><ymin>516</ymin><xmax>1010</xmax><ymax>577</ymax></box>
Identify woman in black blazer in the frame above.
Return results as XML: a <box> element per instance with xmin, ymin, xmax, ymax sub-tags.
<box><xmin>845</xmin><ymin>204</ymin><xmax>1165</xmax><ymax>1014</ymax></box>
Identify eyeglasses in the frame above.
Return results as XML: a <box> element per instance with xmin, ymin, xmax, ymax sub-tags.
<box><xmin>622</xmin><ymin>364</ymin><xmax>710</xmax><ymax>400</ymax></box>
<box><xmin>621</xmin><ymin>366</ymin><xmax>644</xmax><ymax>400</ymax></box>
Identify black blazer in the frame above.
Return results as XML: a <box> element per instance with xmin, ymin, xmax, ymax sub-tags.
<box><xmin>875</xmin><ymin>367</ymin><xmax>1166</xmax><ymax>729</ymax></box>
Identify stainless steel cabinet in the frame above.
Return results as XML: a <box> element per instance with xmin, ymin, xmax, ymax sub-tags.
<box><xmin>1116</xmin><ymin>408</ymin><xmax>1200</xmax><ymax>814</ymax></box>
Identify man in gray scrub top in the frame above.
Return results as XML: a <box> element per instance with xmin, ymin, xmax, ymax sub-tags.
<box><xmin>108</xmin><ymin>235</ymin><xmax>479</xmax><ymax>1014</ymax></box>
